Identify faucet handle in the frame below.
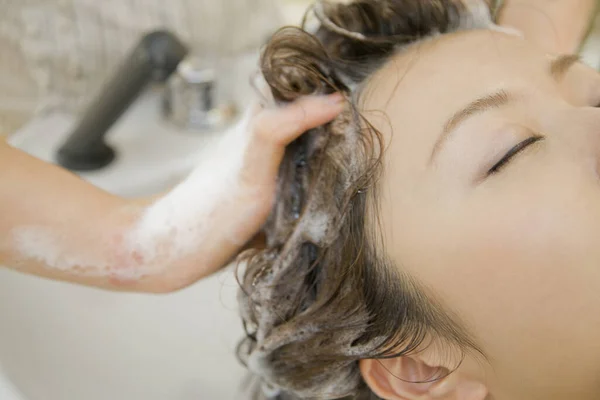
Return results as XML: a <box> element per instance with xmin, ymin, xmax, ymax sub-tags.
<box><xmin>56</xmin><ymin>30</ymin><xmax>188</xmax><ymax>172</ymax></box>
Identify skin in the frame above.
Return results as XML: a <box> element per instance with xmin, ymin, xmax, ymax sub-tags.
<box><xmin>362</xmin><ymin>30</ymin><xmax>600</xmax><ymax>400</ymax></box>
<box><xmin>499</xmin><ymin>0</ymin><xmax>596</xmax><ymax>54</ymax></box>
<box><xmin>0</xmin><ymin>94</ymin><xmax>344</xmax><ymax>293</ymax></box>
<box><xmin>0</xmin><ymin>0</ymin><xmax>596</xmax><ymax>396</ymax></box>
<box><xmin>0</xmin><ymin>0</ymin><xmax>591</xmax><ymax>295</ymax></box>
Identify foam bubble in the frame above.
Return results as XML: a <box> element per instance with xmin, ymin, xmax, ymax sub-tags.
<box><xmin>10</xmin><ymin>107</ymin><xmax>259</xmax><ymax>282</ymax></box>
<box><xmin>11</xmin><ymin>226</ymin><xmax>166</xmax><ymax>280</ymax></box>
<box><xmin>127</xmin><ymin>109</ymin><xmax>254</xmax><ymax>263</ymax></box>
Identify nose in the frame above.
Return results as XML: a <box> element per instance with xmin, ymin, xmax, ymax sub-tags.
<box><xmin>544</xmin><ymin>107</ymin><xmax>600</xmax><ymax>177</ymax></box>
<box><xmin>544</xmin><ymin>106</ymin><xmax>600</xmax><ymax>153</ymax></box>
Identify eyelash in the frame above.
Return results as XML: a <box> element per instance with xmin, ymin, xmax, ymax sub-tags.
<box><xmin>488</xmin><ymin>135</ymin><xmax>544</xmax><ymax>175</ymax></box>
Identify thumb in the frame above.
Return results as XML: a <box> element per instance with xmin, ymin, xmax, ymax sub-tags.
<box><xmin>242</xmin><ymin>93</ymin><xmax>346</xmax><ymax>184</ymax></box>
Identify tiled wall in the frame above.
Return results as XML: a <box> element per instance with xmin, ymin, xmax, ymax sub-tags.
<box><xmin>0</xmin><ymin>0</ymin><xmax>282</xmax><ymax>136</ymax></box>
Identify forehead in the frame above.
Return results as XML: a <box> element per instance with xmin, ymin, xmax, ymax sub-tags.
<box><xmin>360</xmin><ymin>30</ymin><xmax>552</xmax><ymax>175</ymax></box>
<box><xmin>366</xmin><ymin>30</ymin><xmax>551</xmax><ymax>105</ymax></box>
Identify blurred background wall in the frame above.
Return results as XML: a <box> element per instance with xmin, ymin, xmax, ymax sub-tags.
<box><xmin>0</xmin><ymin>0</ymin><xmax>286</xmax><ymax>135</ymax></box>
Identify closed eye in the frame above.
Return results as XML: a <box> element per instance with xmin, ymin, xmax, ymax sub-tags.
<box><xmin>488</xmin><ymin>136</ymin><xmax>544</xmax><ymax>175</ymax></box>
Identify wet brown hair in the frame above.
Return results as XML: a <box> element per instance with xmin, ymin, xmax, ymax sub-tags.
<box><xmin>237</xmin><ymin>1</ymin><xmax>500</xmax><ymax>398</ymax></box>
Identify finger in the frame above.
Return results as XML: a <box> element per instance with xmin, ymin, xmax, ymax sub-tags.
<box><xmin>251</xmin><ymin>93</ymin><xmax>345</xmax><ymax>147</ymax></box>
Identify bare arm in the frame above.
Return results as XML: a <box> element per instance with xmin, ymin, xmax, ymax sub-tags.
<box><xmin>499</xmin><ymin>0</ymin><xmax>597</xmax><ymax>53</ymax></box>
<box><xmin>0</xmin><ymin>94</ymin><xmax>344</xmax><ymax>293</ymax></box>
<box><xmin>499</xmin><ymin>0</ymin><xmax>596</xmax><ymax>54</ymax></box>
<box><xmin>0</xmin><ymin>141</ymin><xmax>131</xmax><ymax>288</ymax></box>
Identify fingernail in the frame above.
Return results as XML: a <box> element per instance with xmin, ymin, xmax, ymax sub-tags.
<box><xmin>326</xmin><ymin>92</ymin><xmax>345</xmax><ymax>105</ymax></box>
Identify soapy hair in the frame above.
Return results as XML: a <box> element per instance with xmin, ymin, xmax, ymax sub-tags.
<box><xmin>237</xmin><ymin>1</ymin><xmax>500</xmax><ymax>398</ymax></box>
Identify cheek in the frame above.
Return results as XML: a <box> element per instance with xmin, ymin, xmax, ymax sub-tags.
<box><xmin>458</xmin><ymin>203</ymin><xmax>600</xmax><ymax>389</ymax></box>
<box><xmin>452</xmin><ymin>174</ymin><xmax>600</xmax><ymax>322</ymax></box>
<box><xmin>395</xmin><ymin>177</ymin><xmax>600</xmax><ymax>386</ymax></box>
<box><xmin>447</xmin><ymin>202</ymin><xmax>598</xmax><ymax>326</ymax></box>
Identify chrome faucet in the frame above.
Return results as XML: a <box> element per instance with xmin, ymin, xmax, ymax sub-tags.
<box><xmin>162</xmin><ymin>58</ymin><xmax>237</xmax><ymax>131</ymax></box>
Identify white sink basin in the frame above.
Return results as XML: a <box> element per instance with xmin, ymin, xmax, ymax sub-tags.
<box><xmin>0</xmin><ymin>368</ymin><xmax>25</xmax><ymax>400</ymax></box>
<box><xmin>0</xmin><ymin>53</ymin><xmax>260</xmax><ymax>400</ymax></box>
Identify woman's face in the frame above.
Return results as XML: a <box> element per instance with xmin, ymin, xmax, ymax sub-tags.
<box><xmin>367</xmin><ymin>30</ymin><xmax>600</xmax><ymax>399</ymax></box>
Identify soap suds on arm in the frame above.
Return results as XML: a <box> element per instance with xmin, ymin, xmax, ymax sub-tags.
<box><xmin>7</xmin><ymin>110</ymin><xmax>262</xmax><ymax>289</ymax></box>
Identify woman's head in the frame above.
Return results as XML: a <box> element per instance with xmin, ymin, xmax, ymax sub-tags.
<box><xmin>238</xmin><ymin>1</ymin><xmax>600</xmax><ymax>399</ymax></box>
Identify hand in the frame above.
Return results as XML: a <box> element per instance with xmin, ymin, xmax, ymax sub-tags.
<box><xmin>0</xmin><ymin>94</ymin><xmax>344</xmax><ymax>293</ymax></box>
<box><xmin>125</xmin><ymin>93</ymin><xmax>346</xmax><ymax>292</ymax></box>
<box><xmin>231</xmin><ymin>93</ymin><xmax>347</xmax><ymax>249</ymax></box>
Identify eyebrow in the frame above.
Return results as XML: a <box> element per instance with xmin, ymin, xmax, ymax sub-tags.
<box><xmin>429</xmin><ymin>55</ymin><xmax>580</xmax><ymax>163</ymax></box>
<box><xmin>550</xmin><ymin>54</ymin><xmax>580</xmax><ymax>81</ymax></box>
<box><xmin>430</xmin><ymin>90</ymin><xmax>513</xmax><ymax>162</ymax></box>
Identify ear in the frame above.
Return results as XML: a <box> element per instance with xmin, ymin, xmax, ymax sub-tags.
<box><xmin>359</xmin><ymin>352</ymin><xmax>488</xmax><ymax>400</ymax></box>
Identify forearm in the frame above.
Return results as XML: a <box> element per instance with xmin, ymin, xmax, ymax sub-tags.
<box><xmin>499</xmin><ymin>0</ymin><xmax>596</xmax><ymax>54</ymax></box>
<box><xmin>0</xmin><ymin>95</ymin><xmax>343</xmax><ymax>293</ymax></box>
<box><xmin>0</xmin><ymin>138</ymin><xmax>265</xmax><ymax>293</ymax></box>
<box><xmin>0</xmin><ymin>140</ymin><xmax>134</xmax><ymax>289</ymax></box>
